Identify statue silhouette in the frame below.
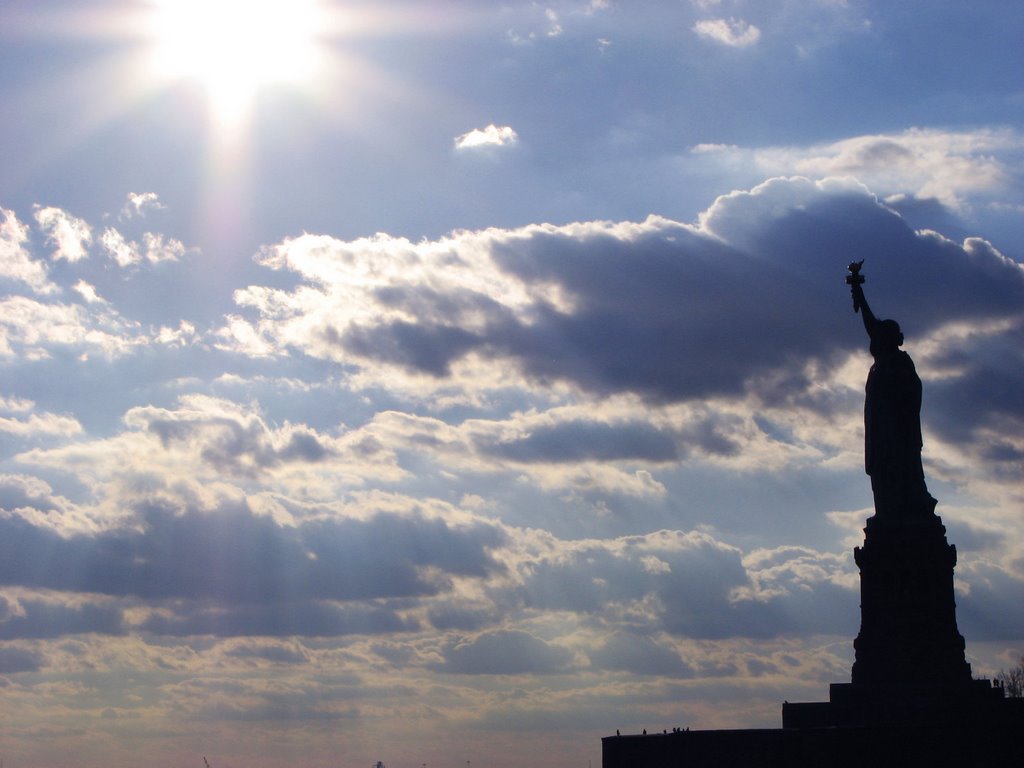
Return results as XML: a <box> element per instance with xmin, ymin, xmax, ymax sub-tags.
<box><xmin>850</xmin><ymin>275</ymin><xmax>936</xmax><ymax>519</ymax></box>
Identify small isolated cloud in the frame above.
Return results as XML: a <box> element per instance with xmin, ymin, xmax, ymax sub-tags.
<box><xmin>693</xmin><ymin>18</ymin><xmax>761</xmax><ymax>47</ymax></box>
<box><xmin>33</xmin><ymin>205</ymin><xmax>92</xmax><ymax>262</ymax></box>
<box><xmin>691</xmin><ymin>142</ymin><xmax>740</xmax><ymax>154</ymax></box>
<box><xmin>120</xmin><ymin>192</ymin><xmax>165</xmax><ymax>220</ymax></box>
<box><xmin>506</xmin><ymin>5</ymin><xmax>567</xmax><ymax>44</ymax></box>
<box><xmin>544</xmin><ymin>8</ymin><xmax>563</xmax><ymax>37</ymax></box>
<box><xmin>454</xmin><ymin>124</ymin><xmax>520</xmax><ymax>150</ymax></box>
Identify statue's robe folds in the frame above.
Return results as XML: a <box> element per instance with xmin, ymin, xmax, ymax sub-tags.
<box><xmin>864</xmin><ymin>349</ymin><xmax>933</xmax><ymax>517</ymax></box>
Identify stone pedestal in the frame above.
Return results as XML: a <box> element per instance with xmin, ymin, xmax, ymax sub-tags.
<box><xmin>782</xmin><ymin>510</ymin><xmax>997</xmax><ymax>731</ymax></box>
<box><xmin>851</xmin><ymin>512</ymin><xmax>972</xmax><ymax>690</ymax></box>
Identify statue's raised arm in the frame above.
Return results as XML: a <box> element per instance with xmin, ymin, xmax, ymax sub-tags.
<box><xmin>847</xmin><ymin>260</ymin><xmax>881</xmax><ymax>338</ymax></box>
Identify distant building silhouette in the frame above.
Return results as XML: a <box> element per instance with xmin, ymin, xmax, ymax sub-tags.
<box><xmin>603</xmin><ymin>266</ymin><xmax>1024</xmax><ymax>767</ymax></box>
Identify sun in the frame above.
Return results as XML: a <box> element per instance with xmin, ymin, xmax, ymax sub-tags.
<box><xmin>146</xmin><ymin>0</ymin><xmax>327</xmax><ymax>123</ymax></box>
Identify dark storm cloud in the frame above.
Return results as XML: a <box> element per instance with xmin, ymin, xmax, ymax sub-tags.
<box><xmin>432</xmin><ymin>629</ymin><xmax>574</xmax><ymax>675</ymax></box>
<box><xmin>0</xmin><ymin>500</ymin><xmax>505</xmax><ymax>637</ymax></box>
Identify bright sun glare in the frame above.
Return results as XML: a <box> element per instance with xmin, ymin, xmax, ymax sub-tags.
<box><xmin>148</xmin><ymin>0</ymin><xmax>326</xmax><ymax>122</ymax></box>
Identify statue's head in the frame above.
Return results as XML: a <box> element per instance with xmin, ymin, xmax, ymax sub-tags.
<box><xmin>871</xmin><ymin>319</ymin><xmax>904</xmax><ymax>356</ymax></box>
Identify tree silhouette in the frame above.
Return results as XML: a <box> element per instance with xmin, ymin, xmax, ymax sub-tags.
<box><xmin>995</xmin><ymin>658</ymin><xmax>1024</xmax><ymax>698</ymax></box>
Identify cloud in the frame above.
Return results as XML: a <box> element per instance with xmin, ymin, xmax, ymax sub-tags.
<box><xmin>72</xmin><ymin>279</ymin><xmax>105</xmax><ymax>304</ymax></box>
<box><xmin>0</xmin><ymin>644</ymin><xmax>44</xmax><ymax>673</ymax></box>
<box><xmin>694</xmin><ymin>128</ymin><xmax>1024</xmax><ymax>209</ymax></box>
<box><xmin>693</xmin><ymin>18</ymin><xmax>761</xmax><ymax>47</ymax></box>
<box><xmin>0</xmin><ymin>596</ymin><xmax>126</xmax><ymax>640</ymax></box>
<box><xmin>101</xmin><ymin>227</ymin><xmax>185</xmax><ymax>266</ymax></box>
<box><xmin>33</xmin><ymin>205</ymin><xmax>92</xmax><ymax>262</ymax></box>
<box><xmin>141</xmin><ymin>231</ymin><xmax>186</xmax><ymax>262</ymax></box>
<box><xmin>481</xmin><ymin>419</ymin><xmax>680</xmax><ymax>463</ymax></box>
<box><xmin>1</xmin><ymin>177</ymin><xmax>1022</xmax><ymax>751</ymax></box>
<box><xmin>0</xmin><ymin>484</ymin><xmax>507</xmax><ymax>637</ymax></box>
<box><xmin>120</xmin><ymin>192</ymin><xmax>165</xmax><ymax>220</ymax></box>
<box><xmin>1</xmin><ymin>207</ymin><xmax>54</xmax><ymax>294</ymax></box>
<box><xmin>100</xmin><ymin>226</ymin><xmax>140</xmax><ymax>266</ymax></box>
<box><xmin>110</xmin><ymin>393</ymin><xmax>404</xmax><ymax>487</ymax></box>
<box><xmin>227</xmin><ymin>178</ymin><xmax>1024</xmax><ymax>426</ymax></box>
<box><xmin>505</xmin><ymin>5</ymin><xmax>569</xmax><ymax>44</ymax></box>
<box><xmin>544</xmin><ymin>8</ymin><xmax>563</xmax><ymax>37</ymax></box>
<box><xmin>223</xmin><ymin>640</ymin><xmax>311</xmax><ymax>664</ymax></box>
<box><xmin>433</xmin><ymin>629</ymin><xmax>574</xmax><ymax>675</ymax></box>
<box><xmin>0</xmin><ymin>294</ymin><xmax>144</xmax><ymax>359</ymax></box>
<box><xmin>0</xmin><ymin>474</ymin><xmax>95</xmax><ymax>535</ymax></box>
<box><xmin>513</xmin><ymin>531</ymin><xmax>745</xmax><ymax>630</ymax></box>
<box><xmin>589</xmin><ymin>632</ymin><xmax>694</xmax><ymax>676</ymax></box>
<box><xmin>455</xmin><ymin>124</ymin><xmax>520</xmax><ymax>150</ymax></box>
<box><xmin>0</xmin><ymin>409</ymin><xmax>83</xmax><ymax>438</ymax></box>
<box><xmin>139</xmin><ymin>599</ymin><xmax>418</xmax><ymax>638</ymax></box>
<box><xmin>0</xmin><ymin>395</ymin><xmax>33</xmax><ymax>414</ymax></box>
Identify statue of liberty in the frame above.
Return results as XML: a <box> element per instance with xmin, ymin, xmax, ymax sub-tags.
<box><xmin>848</xmin><ymin>263</ymin><xmax>936</xmax><ymax>519</ymax></box>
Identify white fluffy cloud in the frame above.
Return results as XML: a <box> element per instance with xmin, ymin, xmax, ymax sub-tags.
<box><xmin>100</xmin><ymin>226</ymin><xmax>140</xmax><ymax>266</ymax></box>
<box><xmin>120</xmin><ymin>191</ymin><xmax>165</xmax><ymax>220</ymax></box>
<box><xmin>33</xmin><ymin>205</ymin><xmax>92</xmax><ymax>262</ymax></box>
<box><xmin>455</xmin><ymin>124</ymin><xmax>520</xmax><ymax>149</ymax></box>
<box><xmin>0</xmin><ymin>295</ymin><xmax>144</xmax><ymax>359</ymax></box>
<box><xmin>101</xmin><ymin>227</ymin><xmax>185</xmax><ymax>265</ymax></box>
<box><xmin>693</xmin><ymin>18</ymin><xmax>761</xmax><ymax>47</ymax></box>
<box><xmin>0</xmin><ymin>207</ymin><xmax>53</xmax><ymax>294</ymax></box>
<box><xmin>692</xmin><ymin>128</ymin><xmax>1024</xmax><ymax>209</ymax></box>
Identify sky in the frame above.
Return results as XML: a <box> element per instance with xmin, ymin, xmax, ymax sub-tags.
<box><xmin>1</xmin><ymin>1</ymin><xmax>1023</xmax><ymax>766</ymax></box>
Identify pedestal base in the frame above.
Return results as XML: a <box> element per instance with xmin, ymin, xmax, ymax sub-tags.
<box><xmin>851</xmin><ymin>513</ymin><xmax>972</xmax><ymax>688</ymax></box>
